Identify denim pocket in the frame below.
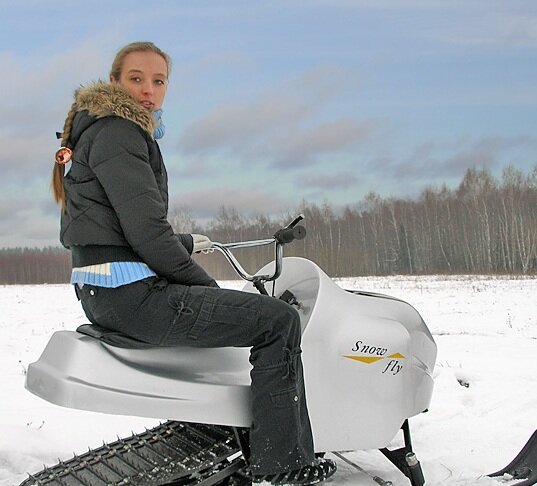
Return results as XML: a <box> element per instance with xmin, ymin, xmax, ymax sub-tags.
<box><xmin>80</xmin><ymin>285</ymin><xmax>123</xmax><ymax>331</ymax></box>
<box><xmin>187</xmin><ymin>288</ymin><xmax>261</xmax><ymax>341</ymax></box>
<box><xmin>270</xmin><ymin>387</ymin><xmax>300</xmax><ymax>408</ymax></box>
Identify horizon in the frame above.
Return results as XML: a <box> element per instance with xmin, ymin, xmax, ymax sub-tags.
<box><xmin>1</xmin><ymin>161</ymin><xmax>534</xmax><ymax>251</ymax></box>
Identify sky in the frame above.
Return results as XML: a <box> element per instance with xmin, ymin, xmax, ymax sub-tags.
<box><xmin>0</xmin><ymin>0</ymin><xmax>536</xmax><ymax>247</ymax></box>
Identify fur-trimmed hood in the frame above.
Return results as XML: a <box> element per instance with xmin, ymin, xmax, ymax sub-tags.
<box><xmin>60</xmin><ymin>81</ymin><xmax>156</xmax><ymax>146</ymax></box>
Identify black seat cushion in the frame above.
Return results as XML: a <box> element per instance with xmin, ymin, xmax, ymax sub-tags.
<box><xmin>76</xmin><ymin>323</ymin><xmax>156</xmax><ymax>349</ymax></box>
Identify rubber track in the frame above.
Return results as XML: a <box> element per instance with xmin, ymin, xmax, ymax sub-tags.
<box><xmin>19</xmin><ymin>421</ymin><xmax>246</xmax><ymax>486</ymax></box>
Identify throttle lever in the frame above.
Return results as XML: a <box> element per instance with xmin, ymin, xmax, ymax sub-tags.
<box><xmin>284</xmin><ymin>214</ymin><xmax>304</xmax><ymax>229</ymax></box>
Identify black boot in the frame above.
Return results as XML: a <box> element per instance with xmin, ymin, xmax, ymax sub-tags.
<box><xmin>252</xmin><ymin>458</ymin><xmax>337</xmax><ymax>485</ymax></box>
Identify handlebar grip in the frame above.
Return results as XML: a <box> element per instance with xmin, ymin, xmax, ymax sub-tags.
<box><xmin>274</xmin><ymin>225</ymin><xmax>307</xmax><ymax>244</ymax></box>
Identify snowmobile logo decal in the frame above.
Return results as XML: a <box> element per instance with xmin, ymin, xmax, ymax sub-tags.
<box><xmin>343</xmin><ymin>352</ymin><xmax>405</xmax><ymax>364</ymax></box>
<box><xmin>343</xmin><ymin>341</ymin><xmax>405</xmax><ymax>375</ymax></box>
<box><xmin>342</xmin><ymin>353</ymin><xmax>405</xmax><ymax>375</ymax></box>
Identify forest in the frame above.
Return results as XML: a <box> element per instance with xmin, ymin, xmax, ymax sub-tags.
<box><xmin>1</xmin><ymin>166</ymin><xmax>536</xmax><ymax>284</ymax></box>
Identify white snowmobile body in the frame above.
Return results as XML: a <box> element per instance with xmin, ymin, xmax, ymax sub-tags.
<box><xmin>26</xmin><ymin>255</ymin><xmax>436</xmax><ymax>454</ymax></box>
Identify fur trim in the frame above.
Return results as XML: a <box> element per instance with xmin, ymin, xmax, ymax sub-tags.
<box><xmin>61</xmin><ymin>81</ymin><xmax>156</xmax><ymax>145</ymax></box>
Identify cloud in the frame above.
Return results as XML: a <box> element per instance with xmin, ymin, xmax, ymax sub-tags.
<box><xmin>0</xmin><ymin>193</ymin><xmax>59</xmax><ymax>248</ymax></box>
<box><xmin>0</xmin><ymin>134</ymin><xmax>56</xmax><ymax>177</ymax></box>
<box><xmin>437</xmin><ymin>136</ymin><xmax>537</xmax><ymax>177</ymax></box>
<box><xmin>305</xmin><ymin>0</ymin><xmax>463</xmax><ymax>8</ymax></box>
<box><xmin>296</xmin><ymin>171</ymin><xmax>359</xmax><ymax>190</ymax></box>
<box><xmin>367</xmin><ymin>135</ymin><xmax>537</xmax><ymax>187</ymax></box>
<box><xmin>178</xmin><ymin>66</ymin><xmax>376</xmax><ymax>169</ymax></box>
<box><xmin>499</xmin><ymin>13</ymin><xmax>537</xmax><ymax>47</ymax></box>
<box><xmin>269</xmin><ymin>118</ymin><xmax>378</xmax><ymax>169</ymax></box>
<box><xmin>0</xmin><ymin>39</ymin><xmax>111</xmax><ymax>133</ymax></box>
<box><xmin>421</xmin><ymin>10</ymin><xmax>537</xmax><ymax>49</ymax></box>
<box><xmin>304</xmin><ymin>2</ymin><xmax>537</xmax><ymax>52</ymax></box>
<box><xmin>169</xmin><ymin>186</ymin><xmax>294</xmax><ymax>220</ymax></box>
<box><xmin>0</xmin><ymin>37</ymin><xmax>119</xmax><ymax>247</ymax></box>
<box><xmin>179</xmin><ymin>96</ymin><xmax>312</xmax><ymax>154</ymax></box>
<box><xmin>178</xmin><ymin>65</ymin><xmax>341</xmax><ymax>153</ymax></box>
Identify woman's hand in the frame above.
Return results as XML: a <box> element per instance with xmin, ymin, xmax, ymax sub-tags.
<box><xmin>191</xmin><ymin>234</ymin><xmax>213</xmax><ymax>253</ymax></box>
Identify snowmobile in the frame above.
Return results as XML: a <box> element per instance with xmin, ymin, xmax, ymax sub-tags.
<box><xmin>23</xmin><ymin>215</ymin><xmax>438</xmax><ymax>485</ymax></box>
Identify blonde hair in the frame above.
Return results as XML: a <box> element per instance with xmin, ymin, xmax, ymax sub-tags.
<box><xmin>110</xmin><ymin>41</ymin><xmax>172</xmax><ymax>81</ymax></box>
<box><xmin>52</xmin><ymin>42</ymin><xmax>171</xmax><ymax>208</ymax></box>
<box><xmin>51</xmin><ymin>163</ymin><xmax>66</xmax><ymax>208</ymax></box>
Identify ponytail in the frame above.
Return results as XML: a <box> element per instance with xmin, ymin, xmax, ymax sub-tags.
<box><xmin>52</xmin><ymin>100</ymin><xmax>77</xmax><ymax>210</ymax></box>
<box><xmin>51</xmin><ymin>163</ymin><xmax>66</xmax><ymax>209</ymax></box>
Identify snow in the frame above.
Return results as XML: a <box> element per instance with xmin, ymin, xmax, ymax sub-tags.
<box><xmin>1</xmin><ymin>275</ymin><xmax>536</xmax><ymax>485</ymax></box>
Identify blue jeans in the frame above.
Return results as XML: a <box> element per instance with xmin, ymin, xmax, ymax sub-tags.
<box><xmin>78</xmin><ymin>277</ymin><xmax>315</xmax><ymax>474</ymax></box>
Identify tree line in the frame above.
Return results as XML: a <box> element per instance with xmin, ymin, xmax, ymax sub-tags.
<box><xmin>0</xmin><ymin>247</ymin><xmax>72</xmax><ymax>284</ymax></box>
<box><xmin>1</xmin><ymin>165</ymin><xmax>535</xmax><ymax>284</ymax></box>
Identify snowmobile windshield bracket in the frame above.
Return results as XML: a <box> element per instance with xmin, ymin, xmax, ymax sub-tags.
<box><xmin>212</xmin><ymin>238</ymin><xmax>284</xmax><ymax>283</ymax></box>
<box><xmin>211</xmin><ymin>216</ymin><xmax>306</xmax><ymax>284</ymax></box>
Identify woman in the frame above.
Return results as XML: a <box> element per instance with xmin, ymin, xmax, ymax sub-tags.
<box><xmin>51</xmin><ymin>41</ymin><xmax>336</xmax><ymax>486</ymax></box>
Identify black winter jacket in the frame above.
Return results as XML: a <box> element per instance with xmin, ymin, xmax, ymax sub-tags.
<box><xmin>60</xmin><ymin>82</ymin><xmax>216</xmax><ymax>287</ymax></box>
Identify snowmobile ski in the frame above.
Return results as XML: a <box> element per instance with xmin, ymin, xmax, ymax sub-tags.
<box><xmin>19</xmin><ymin>421</ymin><xmax>250</xmax><ymax>486</ymax></box>
<box><xmin>488</xmin><ymin>429</ymin><xmax>537</xmax><ymax>486</ymax></box>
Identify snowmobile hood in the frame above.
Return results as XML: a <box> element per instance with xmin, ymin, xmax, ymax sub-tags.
<box><xmin>60</xmin><ymin>81</ymin><xmax>157</xmax><ymax>148</ymax></box>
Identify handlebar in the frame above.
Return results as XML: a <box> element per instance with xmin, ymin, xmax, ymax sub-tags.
<box><xmin>209</xmin><ymin>215</ymin><xmax>306</xmax><ymax>284</ymax></box>
<box><xmin>274</xmin><ymin>225</ymin><xmax>306</xmax><ymax>244</ymax></box>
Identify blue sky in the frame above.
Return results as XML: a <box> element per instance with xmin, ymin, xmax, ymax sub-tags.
<box><xmin>0</xmin><ymin>0</ymin><xmax>536</xmax><ymax>247</ymax></box>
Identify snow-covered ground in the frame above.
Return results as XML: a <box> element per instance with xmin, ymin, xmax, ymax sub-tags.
<box><xmin>1</xmin><ymin>275</ymin><xmax>536</xmax><ymax>486</ymax></box>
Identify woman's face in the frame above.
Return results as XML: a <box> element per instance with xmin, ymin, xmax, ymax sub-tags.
<box><xmin>114</xmin><ymin>51</ymin><xmax>168</xmax><ymax>111</ymax></box>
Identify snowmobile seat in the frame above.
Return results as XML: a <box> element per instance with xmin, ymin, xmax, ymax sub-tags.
<box><xmin>76</xmin><ymin>323</ymin><xmax>156</xmax><ymax>349</ymax></box>
<box><xmin>28</xmin><ymin>328</ymin><xmax>253</xmax><ymax>426</ymax></box>
<box><xmin>75</xmin><ymin>323</ymin><xmax>253</xmax><ymax>378</ymax></box>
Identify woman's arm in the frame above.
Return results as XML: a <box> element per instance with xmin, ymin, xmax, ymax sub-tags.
<box><xmin>88</xmin><ymin>117</ymin><xmax>216</xmax><ymax>287</ymax></box>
